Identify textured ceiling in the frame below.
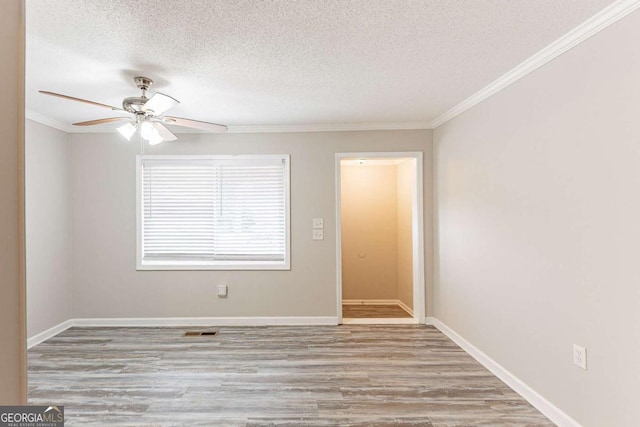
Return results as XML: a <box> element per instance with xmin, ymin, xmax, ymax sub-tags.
<box><xmin>26</xmin><ymin>0</ymin><xmax>615</xmax><ymax>129</ymax></box>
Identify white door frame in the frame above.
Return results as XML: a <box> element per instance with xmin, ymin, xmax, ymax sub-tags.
<box><xmin>335</xmin><ymin>152</ymin><xmax>426</xmax><ymax>324</ymax></box>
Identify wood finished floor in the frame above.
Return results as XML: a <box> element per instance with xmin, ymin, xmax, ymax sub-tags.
<box><xmin>28</xmin><ymin>325</ymin><xmax>553</xmax><ymax>426</ymax></box>
<box><xmin>342</xmin><ymin>304</ymin><xmax>412</xmax><ymax>318</ymax></box>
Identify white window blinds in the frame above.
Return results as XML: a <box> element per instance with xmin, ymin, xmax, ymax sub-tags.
<box><xmin>137</xmin><ymin>155</ymin><xmax>290</xmax><ymax>270</ymax></box>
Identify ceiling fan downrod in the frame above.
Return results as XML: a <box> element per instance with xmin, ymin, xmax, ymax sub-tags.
<box><xmin>134</xmin><ymin>76</ymin><xmax>153</xmax><ymax>96</ymax></box>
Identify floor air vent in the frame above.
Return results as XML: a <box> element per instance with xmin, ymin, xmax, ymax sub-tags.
<box><xmin>184</xmin><ymin>331</ymin><xmax>217</xmax><ymax>337</ymax></box>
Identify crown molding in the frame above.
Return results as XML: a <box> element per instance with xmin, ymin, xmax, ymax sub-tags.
<box><xmin>429</xmin><ymin>0</ymin><xmax>640</xmax><ymax>128</ymax></box>
<box><xmin>25</xmin><ymin>109</ymin><xmax>72</xmax><ymax>132</ymax></box>
<box><xmin>226</xmin><ymin>122</ymin><xmax>434</xmax><ymax>133</ymax></box>
<box><xmin>24</xmin><ymin>113</ymin><xmax>433</xmax><ymax>134</ymax></box>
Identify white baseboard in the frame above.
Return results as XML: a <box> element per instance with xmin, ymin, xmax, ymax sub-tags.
<box><xmin>397</xmin><ymin>300</ymin><xmax>414</xmax><ymax>317</ymax></box>
<box><xmin>72</xmin><ymin>316</ymin><xmax>339</xmax><ymax>327</ymax></box>
<box><xmin>28</xmin><ymin>317</ymin><xmax>338</xmax><ymax>347</ymax></box>
<box><xmin>27</xmin><ymin>319</ymin><xmax>74</xmax><ymax>349</ymax></box>
<box><xmin>431</xmin><ymin>318</ymin><xmax>581</xmax><ymax>427</ymax></box>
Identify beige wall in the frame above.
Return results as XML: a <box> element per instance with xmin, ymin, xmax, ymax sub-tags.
<box><xmin>434</xmin><ymin>9</ymin><xmax>640</xmax><ymax>426</ymax></box>
<box><xmin>70</xmin><ymin>130</ymin><xmax>433</xmax><ymax>318</ymax></box>
<box><xmin>26</xmin><ymin>120</ymin><xmax>72</xmax><ymax>337</ymax></box>
<box><xmin>396</xmin><ymin>160</ymin><xmax>413</xmax><ymax>309</ymax></box>
<box><xmin>341</xmin><ymin>165</ymin><xmax>398</xmax><ymax>300</ymax></box>
<box><xmin>0</xmin><ymin>0</ymin><xmax>25</xmax><ymax>404</ymax></box>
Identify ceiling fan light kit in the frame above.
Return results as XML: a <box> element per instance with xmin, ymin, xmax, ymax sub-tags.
<box><xmin>117</xmin><ymin>119</ymin><xmax>166</xmax><ymax>145</ymax></box>
<box><xmin>40</xmin><ymin>76</ymin><xmax>228</xmax><ymax>145</ymax></box>
<box><xmin>116</xmin><ymin>122</ymin><xmax>137</xmax><ymax>140</ymax></box>
<box><xmin>140</xmin><ymin>121</ymin><xmax>164</xmax><ymax>146</ymax></box>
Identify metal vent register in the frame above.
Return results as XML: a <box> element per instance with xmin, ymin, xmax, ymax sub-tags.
<box><xmin>184</xmin><ymin>331</ymin><xmax>218</xmax><ymax>337</ymax></box>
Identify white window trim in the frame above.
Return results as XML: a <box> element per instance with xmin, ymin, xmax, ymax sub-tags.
<box><xmin>136</xmin><ymin>154</ymin><xmax>291</xmax><ymax>271</ymax></box>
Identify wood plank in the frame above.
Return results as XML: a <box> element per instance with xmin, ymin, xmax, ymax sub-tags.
<box><xmin>28</xmin><ymin>325</ymin><xmax>553</xmax><ymax>426</ymax></box>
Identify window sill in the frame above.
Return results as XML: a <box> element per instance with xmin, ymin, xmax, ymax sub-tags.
<box><xmin>136</xmin><ymin>260</ymin><xmax>291</xmax><ymax>271</ymax></box>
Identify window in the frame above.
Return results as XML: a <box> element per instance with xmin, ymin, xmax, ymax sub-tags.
<box><xmin>136</xmin><ymin>155</ymin><xmax>290</xmax><ymax>270</ymax></box>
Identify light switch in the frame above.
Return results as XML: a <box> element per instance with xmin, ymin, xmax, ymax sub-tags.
<box><xmin>313</xmin><ymin>230</ymin><xmax>324</xmax><ymax>240</ymax></box>
<box><xmin>313</xmin><ymin>218</ymin><xmax>324</xmax><ymax>229</ymax></box>
<box><xmin>217</xmin><ymin>284</ymin><xmax>228</xmax><ymax>297</ymax></box>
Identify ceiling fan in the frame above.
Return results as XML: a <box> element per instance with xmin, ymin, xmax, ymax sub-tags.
<box><xmin>39</xmin><ymin>76</ymin><xmax>227</xmax><ymax>145</ymax></box>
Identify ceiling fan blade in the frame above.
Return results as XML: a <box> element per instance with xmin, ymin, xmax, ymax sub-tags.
<box><xmin>39</xmin><ymin>90</ymin><xmax>123</xmax><ymax>111</ymax></box>
<box><xmin>152</xmin><ymin>122</ymin><xmax>178</xmax><ymax>141</ymax></box>
<box><xmin>72</xmin><ymin>117</ymin><xmax>131</xmax><ymax>126</ymax></box>
<box><xmin>162</xmin><ymin>116</ymin><xmax>228</xmax><ymax>133</ymax></box>
<box><xmin>143</xmin><ymin>93</ymin><xmax>179</xmax><ymax>116</ymax></box>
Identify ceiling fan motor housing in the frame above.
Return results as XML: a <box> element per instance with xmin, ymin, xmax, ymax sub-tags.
<box><xmin>123</xmin><ymin>96</ymin><xmax>148</xmax><ymax>114</ymax></box>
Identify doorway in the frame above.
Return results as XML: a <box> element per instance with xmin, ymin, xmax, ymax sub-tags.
<box><xmin>335</xmin><ymin>152</ymin><xmax>425</xmax><ymax>324</ymax></box>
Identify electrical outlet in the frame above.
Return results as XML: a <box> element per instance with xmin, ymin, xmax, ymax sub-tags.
<box><xmin>313</xmin><ymin>229</ymin><xmax>324</xmax><ymax>240</ymax></box>
<box><xmin>312</xmin><ymin>218</ymin><xmax>324</xmax><ymax>229</ymax></box>
<box><xmin>573</xmin><ymin>344</ymin><xmax>587</xmax><ymax>370</ymax></box>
